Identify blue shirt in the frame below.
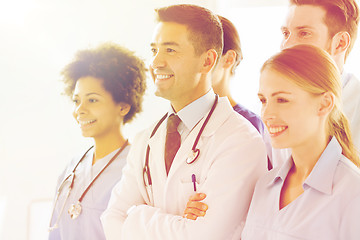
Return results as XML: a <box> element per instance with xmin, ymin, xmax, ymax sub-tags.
<box><xmin>49</xmin><ymin>146</ymin><xmax>129</xmax><ymax>240</ymax></box>
<box><xmin>242</xmin><ymin>137</ymin><xmax>360</xmax><ymax>240</ymax></box>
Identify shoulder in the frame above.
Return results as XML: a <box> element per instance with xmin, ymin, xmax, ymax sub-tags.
<box><xmin>337</xmin><ymin>156</ymin><xmax>360</xmax><ymax>183</ymax></box>
<box><xmin>233</xmin><ymin>103</ymin><xmax>264</xmax><ymax>134</ymax></box>
<box><xmin>132</xmin><ymin>114</ymin><xmax>167</xmax><ymax>142</ymax></box>
<box><xmin>55</xmin><ymin>146</ymin><xmax>93</xmax><ymax>184</ymax></box>
<box><xmin>212</xmin><ymin>98</ymin><xmax>262</xmax><ymax>138</ymax></box>
<box><xmin>333</xmin><ymin>155</ymin><xmax>360</xmax><ymax>199</ymax></box>
<box><xmin>257</xmin><ymin>167</ymin><xmax>279</xmax><ymax>186</ymax></box>
<box><xmin>66</xmin><ymin>146</ymin><xmax>93</xmax><ymax>170</ymax></box>
<box><xmin>342</xmin><ymin>72</ymin><xmax>360</xmax><ymax>94</ymax></box>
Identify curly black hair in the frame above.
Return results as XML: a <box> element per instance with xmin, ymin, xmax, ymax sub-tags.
<box><xmin>62</xmin><ymin>43</ymin><xmax>147</xmax><ymax>123</ymax></box>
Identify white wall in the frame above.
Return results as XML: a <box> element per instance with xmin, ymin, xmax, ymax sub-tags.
<box><xmin>1</xmin><ymin>0</ymin><xmax>359</xmax><ymax>239</ymax></box>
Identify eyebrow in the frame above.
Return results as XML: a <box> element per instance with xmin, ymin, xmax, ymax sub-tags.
<box><xmin>86</xmin><ymin>92</ymin><xmax>102</xmax><ymax>96</ymax></box>
<box><xmin>258</xmin><ymin>91</ymin><xmax>292</xmax><ymax>97</ymax></box>
<box><xmin>150</xmin><ymin>41</ymin><xmax>180</xmax><ymax>47</ymax></box>
<box><xmin>281</xmin><ymin>25</ymin><xmax>314</xmax><ymax>31</ymax></box>
<box><xmin>72</xmin><ymin>92</ymin><xmax>102</xmax><ymax>97</ymax></box>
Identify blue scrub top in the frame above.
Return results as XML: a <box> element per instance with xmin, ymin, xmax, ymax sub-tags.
<box><xmin>49</xmin><ymin>145</ymin><xmax>129</xmax><ymax>240</ymax></box>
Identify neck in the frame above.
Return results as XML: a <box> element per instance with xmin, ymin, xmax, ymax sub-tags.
<box><xmin>290</xmin><ymin>132</ymin><xmax>329</xmax><ymax>180</ymax></box>
<box><xmin>93</xmin><ymin>130</ymin><xmax>126</xmax><ymax>165</ymax></box>
<box><xmin>171</xmin><ymin>77</ymin><xmax>211</xmax><ymax>112</ymax></box>
<box><xmin>332</xmin><ymin>54</ymin><xmax>345</xmax><ymax>73</ymax></box>
<box><xmin>212</xmin><ymin>72</ymin><xmax>237</xmax><ymax>107</ymax></box>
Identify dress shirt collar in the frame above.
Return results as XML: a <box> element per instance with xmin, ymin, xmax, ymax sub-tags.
<box><xmin>269</xmin><ymin>137</ymin><xmax>342</xmax><ymax>195</ymax></box>
<box><xmin>168</xmin><ymin>89</ymin><xmax>215</xmax><ymax>131</ymax></box>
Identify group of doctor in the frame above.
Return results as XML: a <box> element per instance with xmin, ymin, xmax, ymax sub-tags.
<box><xmin>49</xmin><ymin>0</ymin><xmax>360</xmax><ymax>239</ymax></box>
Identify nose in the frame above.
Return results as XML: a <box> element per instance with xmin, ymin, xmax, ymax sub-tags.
<box><xmin>73</xmin><ymin>101</ymin><xmax>87</xmax><ymax>117</ymax></box>
<box><xmin>150</xmin><ymin>51</ymin><xmax>166</xmax><ymax>70</ymax></box>
<box><xmin>261</xmin><ymin>101</ymin><xmax>276</xmax><ymax>124</ymax></box>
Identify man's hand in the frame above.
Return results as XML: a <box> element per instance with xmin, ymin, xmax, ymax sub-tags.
<box><xmin>183</xmin><ymin>193</ymin><xmax>208</xmax><ymax>220</ymax></box>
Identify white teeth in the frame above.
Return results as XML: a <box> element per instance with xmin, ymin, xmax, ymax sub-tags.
<box><xmin>269</xmin><ymin>126</ymin><xmax>286</xmax><ymax>134</ymax></box>
<box><xmin>156</xmin><ymin>74</ymin><xmax>173</xmax><ymax>80</ymax></box>
<box><xmin>79</xmin><ymin>120</ymin><xmax>96</xmax><ymax>125</ymax></box>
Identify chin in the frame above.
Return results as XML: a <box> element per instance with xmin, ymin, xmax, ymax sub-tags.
<box><xmin>270</xmin><ymin>140</ymin><xmax>289</xmax><ymax>149</ymax></box>
<box><xmin>81</xmin><ymin>131</ymin><xmax>93</xmax><ymax>138</ymax></box>
<box><xmin>154</xmin><ymin>90</ymin><xmax>172</xmax><ymax>101</ymax></box>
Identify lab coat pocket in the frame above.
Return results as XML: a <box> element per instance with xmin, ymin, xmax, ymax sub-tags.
<box><xmin>180</xmin><ymin>174</ymin><xmax>201</xmax><ymax>203</ymax></box>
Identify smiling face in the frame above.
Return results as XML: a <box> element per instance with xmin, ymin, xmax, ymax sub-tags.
<box><xmin>150</xmin><ymin>21</ymin><xmax>209</xmax><ymax>111</ymax></box>
<box><xmin>72</xmin><ymin>76</ymin><xmax>123</xmax><ymax>139</ymax></box>
<box><xmin>258</xmin><ymin>68</ymin><xmax>323</xmax><ymax>149</ymax></box>
<box><xmin>281</xmin><ymin>5</ymin><xmax>333</xmax><ymax>54</ymax></box>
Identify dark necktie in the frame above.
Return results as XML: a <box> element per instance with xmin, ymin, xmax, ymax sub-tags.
<box><xmin>165</xmin><ymin>114</ymin><xmax>181</xmax><ymax>175</ymax></box>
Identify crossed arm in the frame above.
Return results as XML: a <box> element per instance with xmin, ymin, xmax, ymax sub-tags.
<box><xmin>101</xmin><ymin>124</ymin><xmax>267</xmax><ymax>239</ymax></box>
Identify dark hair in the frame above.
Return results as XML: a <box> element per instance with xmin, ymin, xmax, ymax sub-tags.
<box><xmin>218</xmin><ymin>15</ymin><xmax>243</xmax><ymax>74</ymax></box>
<box><xmin>155</xmin><ymin>4</ymin><xmax>223</xmax><ymax>62</ymax></box>
<box><xmin>262</xmin><ymin>44</ymin><xmax>359</xmax><ymax>166</ymax></box>
<box><xmin>290</xmin><ymin>0</ymin><xmax>359</xmax><ymax>59</ymax></box>
<box><xmin>61</xmin><ymin>43</ymin><xmax>147</xmax><ymax>123</ymax></box>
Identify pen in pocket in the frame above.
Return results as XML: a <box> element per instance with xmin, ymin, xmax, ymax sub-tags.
<box><xmin>191</xmin><ymin>174</ymin><xmax>197</xmax><ymax>192</ymax></box>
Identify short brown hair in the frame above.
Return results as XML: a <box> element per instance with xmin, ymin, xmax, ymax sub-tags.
<box><xmin>62</xmin><ymin>43</ymin><xmax>147</xmax><ymax>123</ymax></box>
<box><xmin>290</xmin><ymin>0</ymin><xmax>359</xmax><ymax>59</ymax></box>
<box><xmin>155</xmin><ymin>4</ymin><xmax>223</xmax><ymax>62</ymax></box>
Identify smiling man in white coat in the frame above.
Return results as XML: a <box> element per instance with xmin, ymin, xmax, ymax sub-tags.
<box><xmin>100</xmin><ymin>4</ymin><xmax>267</xmax><ymax>240</ymax></box>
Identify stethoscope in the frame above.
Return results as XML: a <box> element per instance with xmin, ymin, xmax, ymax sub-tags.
<box><xmin>48</xmin><ymin>146</ymin><xmax>93</xmax><ymax>231</ymax></box>
<box><xmin>49</xmin><ymin>140</ymin><xmax>128</xmax><ymax>231</ymax></box>
<box><xmin>142</xmin><ymin>94</ymin><xmax>218</xmax><ymax>203</ymax></box>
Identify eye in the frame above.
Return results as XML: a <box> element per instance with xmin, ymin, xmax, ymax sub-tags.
<box><xmin>89</xmin><ymin>98</ymin><xmax>98</xmax><ymax>103</ymax></box>
<box><xmin>299</xmin><ymin>31</ymin><xmax>311</xmax><ymax>38</ymax></box>
<box><xmin>258</xmin><ymin>97</ymin><xmax>267</xmax><ymax>105</ymax></box>
<box><xmin>151</xmin><ymin>48</ymin><xmax>157</xmax><ymax>56</ymax></box>
<box><xmin>166</xmin><ymin>48</ymin><xmax>176</xmax><ymax>53</ymax></box>
<box><xmin>282</xmin><ymin>30</ymin><xmax>290</xmax><ymax>39</ymax></box>
<box><xmin>72</xmin><ymin>98</ymin><xmax>79</xmax><ymax>105</ymax></box>
<box><xmin>276</xmin><ymin>97</ymin><xmax>288</xmax><ymax>103</ymax></box>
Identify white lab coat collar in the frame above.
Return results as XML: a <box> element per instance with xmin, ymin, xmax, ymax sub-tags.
<box><xmin>168</xmin><ymin>89</ymin><xmax>215</xmax><ymax>132</ymax></box>
<box><xmin>167</xmin><ymin>97</ymin><xmax>234</xmax><ymax>178</ymax></box>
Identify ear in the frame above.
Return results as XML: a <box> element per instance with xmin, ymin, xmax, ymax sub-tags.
<box><xmin>201</xmin><ymin>49</ymin><xmax>217</xmax><ymax>74</ymax></box>
<box><xmin>117</xmin><ymin>102</ymin><xmax>131</xmax><ymax>117</ymax></box>
<box><xmin>222</xmin><ymin>50</ymin><xmax>237</xmax><ymax>69</ymax></box>
<box><xmin>318</xmin><ymin>92</ymin><xmax>335</xmax><ymax>117</ymax></box>
<box><xmin>330</xmin><ymin>31</ymin><xmax>350</xmax><ymax>56</ymax></box>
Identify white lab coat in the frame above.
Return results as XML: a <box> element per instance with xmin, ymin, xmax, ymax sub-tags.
<box><xmin>101</xmin><ymin>97</ymin><xmax>267</xmax><ymax>240</ymax></box>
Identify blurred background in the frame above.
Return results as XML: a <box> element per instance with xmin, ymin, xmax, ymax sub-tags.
<box><xmin>0</xmin><ymin>0</ymin><xmax>359</xmax><ymax>239</ymax></box>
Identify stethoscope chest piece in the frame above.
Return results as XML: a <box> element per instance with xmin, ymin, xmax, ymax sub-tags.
<box><xmin>186</xmin><ymin>149</ymin><xmax>200</xmax><ymax>164</ymax></box>
<box><xmin>68</xmin><ymin>201</ymin><xmax>82</xmax><ymax>219</ymax></box>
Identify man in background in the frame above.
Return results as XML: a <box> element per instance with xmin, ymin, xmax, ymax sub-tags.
<box><xmin>212</xmin><ymin>15</ymin><xmax>273</xmax><ymax>169</ymax></box>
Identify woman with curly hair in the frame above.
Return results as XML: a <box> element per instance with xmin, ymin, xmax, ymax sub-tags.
<box><xmin>48</xmin><ymin>43</ymin><xmax>146</xmax><ymax>240</ymax></box>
